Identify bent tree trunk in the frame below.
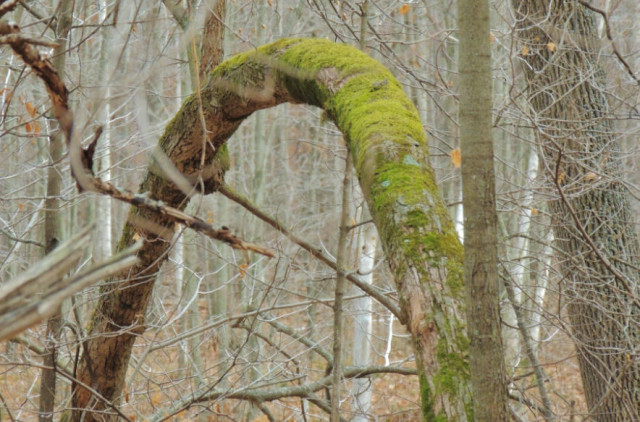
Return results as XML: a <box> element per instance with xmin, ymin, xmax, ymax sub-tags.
<box><xmin>513</xmin><ymin>2</ymin><xmax>640</xmax><ymax>420</ymax></box>
<box><xmin>73</xmin><ymin>38</ymin><xmax>472</xmax><ymax>420</ymax></box>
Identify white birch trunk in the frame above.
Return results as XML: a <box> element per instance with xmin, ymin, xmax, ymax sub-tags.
<box><xmin>351</xmin><ymin>220</ymin><xmax>377</xmax><ymax>422</ymax></box>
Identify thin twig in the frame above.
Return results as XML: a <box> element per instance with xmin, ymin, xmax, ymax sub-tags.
<box><xmin>0</xmin><ymin>227</ymin><xmax>44</xmax><ymax>248</ymax></box>
<box><xmin>219</xmin><ymin>184</ymin><xmax>404</xmax><ymax>322</ymax></box>
<box><xmin>576</xmin><ymin>0</ymin><xmax>639</xmax><ymax>85</ymax></box>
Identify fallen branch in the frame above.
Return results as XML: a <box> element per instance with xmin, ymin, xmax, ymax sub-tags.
<box><xmin>89</xmin><ymin>174</ymin><xmax>274</xmax><ymax>257</ymax></box>
<box><xmin>0</xmin><ymin>225</ymin><xmax>141</xmax><ymax>341</ymax></box>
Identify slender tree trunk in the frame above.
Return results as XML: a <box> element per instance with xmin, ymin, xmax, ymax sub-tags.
<box><xmin>95</xmin><ymin>0</ymin><xmax>113</xmax><ymax>263</ymax></box>
<box><xmin>351</xmin><ymin>219</ymin><xmax>376</xmax><ymax>422</ymax></box>
<box><xmin>458</xmin><ymin>0</ymin><xmax>509</xmax><ymax>419</ymax></box>
<box><xmin>200</xmin><ymin>0</ymin><xmax>226</xmax><ymax>82</ymax></box>
<box><xmin>38</xmin><ymin>1</ymin><xmax>74</xmax><ymax>420</ymax></box>
<box><xmin>331</xmin><ymin>153</ymin><xmax>353</xmax><ymax>421</ymax></box>
<box><xmin>512</xmin><ymin>1</ymin><xmax>640</xmax><ymax>420</ymax></box>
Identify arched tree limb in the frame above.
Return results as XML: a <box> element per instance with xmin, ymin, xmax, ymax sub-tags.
<box><xmin>6</xmin><ymin>32</ymin><xmax>472</xmax><ymax>420</ymax></box>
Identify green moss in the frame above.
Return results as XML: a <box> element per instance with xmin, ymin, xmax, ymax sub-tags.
<box><xmin>210</xmin><ymin>38</ymin><xmax>303</xmax><ymax>80</ymax></box>
<box><xmin>201</xmin><ymin>37</ymin><xmax>473</xmax><ymax>417</ymax></box>
<box><xmin>215</xmin><ymin>143</ymin><xmax>230</xmax><ymax>171</ymax></box>
<box><xmin>420</xmin><ymin>372</ymin><xmax>438</xmax><ymax>421</ymax></box>
<box><xmin>433</xmin><ymin>334</ymin><xmax>470</xmax><ymax>398</ymax></box>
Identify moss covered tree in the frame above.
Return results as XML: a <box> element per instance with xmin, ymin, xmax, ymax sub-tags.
<box><xmin>69</xmin><ymin>38</ymin><xmax>473</xmax><ymax>421</ymax></box>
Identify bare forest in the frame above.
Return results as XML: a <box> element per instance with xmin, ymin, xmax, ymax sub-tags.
<box><xmin>1</xmin><ymin>0</ymin><xmax>640</xmax><ymax>421</ymax></box>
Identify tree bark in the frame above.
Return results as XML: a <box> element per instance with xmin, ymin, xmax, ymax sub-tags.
<box><xmin>72</xmin><ymin>38</ymin><xmax>472</xmax><ymax>421</ymax></box>
<box><xmin>512</xmin><ymin>1</ymin><xmax>640</xmax><ymax>420</ymax></box>
<box><xmin>458</xmin><ymin>0</ymin><xmax>509</xmax><ymax>419</ymax></box>
<box><xmin>39</xmin><ymin>0</ymin><xmax>74</xmax><ymax>419</ymax></box>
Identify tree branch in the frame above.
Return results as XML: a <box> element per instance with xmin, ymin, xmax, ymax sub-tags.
<box><xmin>0</xmin><ymin>225</ymin><xmax>140</xmax><ymax>341</ymax></box>
<box><xmin>219</xmin><ymin>184</ymin><xmax>403</xmax><ymax>321</ymax></box>
<box><xmin>150</xmin><ymin>365</ymin><xmax>416</xmax><ymax>422</ymax></box>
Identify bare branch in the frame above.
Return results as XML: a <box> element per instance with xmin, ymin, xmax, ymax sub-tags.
<box><xmin>219</xmin><ymin>184</ymin><xmax>403</xmax><ymax>321</ymax></box>
<box><xmin>0</xmin><ymin>20</ymin><xmax>71</xmax><ymax>141</ymax></box>
<box><xmin>0</xmin><ymin>226</ymin><xmax>44</xmax><ymax>248</ymax></box>
<box><xmin>0</xmin><ymin>0</ymin><xmax>21</xmax><ymax>18</ymax></box>
<box><xmin>150</xmin><ymin>365</ymin><xmax>416</xmax><ymax>421</ymax></box>
<box><xmin>0</xmin><ymin>34</ymin><xmax>58</xmax><ymax>48</ymax></box>
<box><xmin>576</xmin><ymin>0</ymin><xmax>639</xmax><ymax>85</ymax></box>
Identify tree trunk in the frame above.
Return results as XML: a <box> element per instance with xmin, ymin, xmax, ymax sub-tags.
<box><xmin>39</xmin><ymin>0</ymin><xmax>74</xmax><ymax>420</ymax></box>
<box><xmin>351</xmin><ymin>219</ymin><xmax>376</xmax><ymax>422</ymax></box>
<box><xmin>458</xmin><ymin>0</ymin><xmax>509</xmax><ymax>419</ymax></box>
<box><xmin>512</xmin><ymin>1</ymin><xmax>640</xmax><ymax>420</ymax></box>
<box><xmin>72</xmin><ymin>38</ymin><xmax>472</xmax><ymax>420</ymax></box>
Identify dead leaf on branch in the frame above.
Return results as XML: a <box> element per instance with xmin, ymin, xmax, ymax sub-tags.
<box><xmin>450</xmin><ymin>147</ymin><xmax>461</xmax><ymax>168</ymax></box>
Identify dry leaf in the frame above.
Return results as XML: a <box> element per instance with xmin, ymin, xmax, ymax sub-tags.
<box><xmin>18</xmin><ymin>203</ymin><xmax>25</xmax><ymax>212</ymax></box>
<box><xmin>25</xmin><ymin>122</ymin><xmax>32</xmax><ymax>133</ymax></box>
<box><xmin>151</xmin><ymin>392</ymin><xmax>163</xmax><ymax>406</ymax></box>
<box><xmin>557</xmin><ymin>171</ymin><xmax>566</xmax><ymax>184</ymax></box>
<box><xmin>585</xmin><ymin>172</ymin><xmax>597</xmax><ymax>181</ymax></box>
<box><xmin>521</xmin><ymin>46</ymin><xmax>530</xmax><ymax>56</ymax></box>
<box><xmin>33</xmin><ymin>122</ymin><xmax>40</xmax><ymax>135</ymax></box>
<box><xmin>489</xmin><ymin>33</ymin><xmax>495</xmax><ymax>44</ymax></box>
<box><xmin>25</xmin><ymin>102</ymin><xmax>37</xmax><ymax>117</ymax></box>
<box><xmin>267</xmin><ymin>0</ymin><xmax>273</xmax><ymax>5</ymax></box>
<box><xmin>450</xmin><ymin>147</ymin><xmax>461</xmax><ymax>168</ymax></box>
<box><xmin>547</xmin><ymin>42</ymin><xmax>556</xmax><ymax>52</ymax></box>
<box><xmin>531</xmin><ymin>207</ymin><xmax>538</xmax><ymax>216</ymax></box>
<box><xmin>399</xmin><ymin>4</ymin><xmax>411</xmax><ymax>15</ymax></box>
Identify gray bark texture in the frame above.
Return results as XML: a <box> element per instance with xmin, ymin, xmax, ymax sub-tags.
<box><xmin>512</xmin><ymin>1</ymin><xmax>640</xmax><ymax>419</ymax></box>
<box><xmin>458</xmin><ymin>0</ymin><xmax>509</xmax><ymax>419</ymax></box>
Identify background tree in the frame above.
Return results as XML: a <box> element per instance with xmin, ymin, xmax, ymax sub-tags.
<box><xmin>512</xmin><ymin>0</ymin><xmax>640</xmax><ymax>419</ymax></box>
<box><xmin>458</xmin><ymin>0</ymin><xmax>509</xmax><ymax>419</ymax></box>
